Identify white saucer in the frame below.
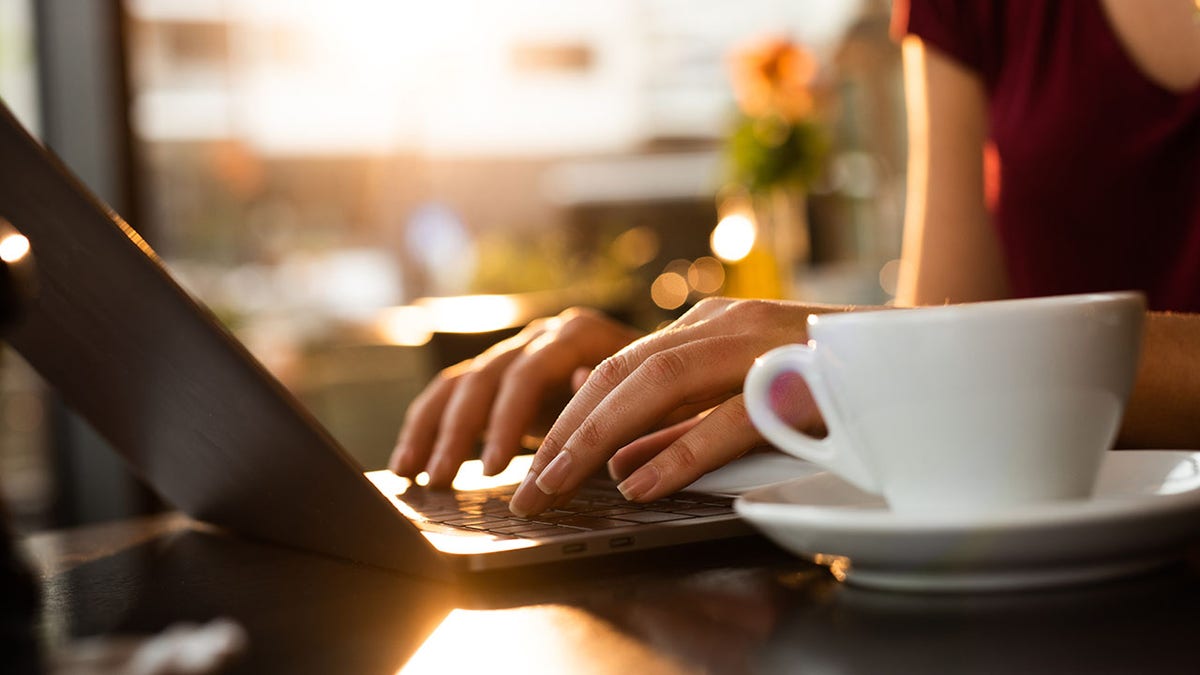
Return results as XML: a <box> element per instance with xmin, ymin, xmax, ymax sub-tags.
<box><xmin>735</xmin><ymin>450</ymin><xmax>1200</xmax><ymax>592</ymax></box>
<box><xmin>685</xmin><ymin>452</ymin><xmax>821</xmax><ymax>494</ymax></box>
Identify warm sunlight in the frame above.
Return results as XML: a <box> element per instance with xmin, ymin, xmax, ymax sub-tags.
<box><xmin>0</xmin><ymin>233</ymin><xmax>30</xmax><ymax>263</ymax></box>
<box><xmin>710</xmin><ymin>213</ymin><xmax>757</xmax><ymax>263</ymax></box>
<box><xmin>398</xmin><ymin>606</ymin><xmax>692</xmax><ymax>675</ymax></box>
<box><xmin>417</xmin><ymin>295</ymin><xmax>522</xmax><ymax>334</ymax></box>
<box><xmin>376</xmin><ymin>306</ymin><xmax>435</xmax><ymax>347</ymax></box>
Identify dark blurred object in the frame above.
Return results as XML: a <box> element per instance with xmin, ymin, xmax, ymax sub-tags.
<box><xmin>0</xmin><ymin>216</ymin><xmax>42</xmax><ymax>672</ymax></box>
<box><xmin>0</xmin><ymin>218</ymin><xmax>36</xmax><ymax>328</ymax></box>
<box><xmin>0</xmin><ymin>498</ymin><xmax>42</xmax><ymax>674</ymax></box>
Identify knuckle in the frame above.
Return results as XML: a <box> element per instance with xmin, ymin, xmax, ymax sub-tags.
<box><xmin>719</xmin><ymin>395</ymin><xmax>752</xmax><ymax>426</ymax></box>
<box><xmin>693</xmin><ymin>296</ymin><xmax>728</xmax><ymax>313</ymax></box>
<box><xmin>558</xmin><ymin>307</ymin><xmax>604</xmax><ymax>335</ymax></box>
<box><xmin>531</xmin><ymin>438</ymin><xmax>561</xmax><ymax>473</ymax></box>
<box><xmin>592</xmin><ymin>352</ymin><xmax>635</xmax><ymax>389</ymax></box>
<box><xmin>574</xmin><ymin>416</ymin><xmax>607</xmax><ymax>449</ymax></box>
<box><xmin>690</xmin><ymin>296</ymin><xmax>736</xmax><ymax>318</ymax></box>
<box><xmin>639</xmin><ymin>349</ymin><xmax>688</xmax><ymax>387</ymax></box>
<box><xmin>726</xmin><ymin>298</ymin><xmax>768</xmax><ymax>321</ymax></box>
<box><xmin>453</xmin><ymin>369</ymin><xmax>491</xmax><ymax>395</ymax></box>
<box><xmin>558</xmin><ymin>306</ymin><xmax>595</xmax><ymax>322</ymax></box>
<box><xmin>661</xmin><ymin>436</ymin><xmax>702</xmax><ymax>474</ymax></box>
<box><xmin>521</xmin><ymin>317</ymin><xmax>550</xmax><ymax>334</ymax></box>
<box><xmin>504</xmin><ymin>355</ymin><xmax>549</xmax><ymax>389</ymax></box>
<box><xmin>705</xmin><ymin>398</ymin><xmax>758</xmax><ymax>442</ymax></box>
<box><xmin>503</xmin><ymin>352</ymin><xmax>538</xmax><ymax>379</ymax></box>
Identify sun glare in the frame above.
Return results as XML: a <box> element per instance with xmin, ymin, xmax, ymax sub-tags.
<box><xmin>710</xmin><ymin>214</ymin><xmax>756</xmax><ymax>262</ymax></box>
<box><xmin>398</xmin><ymin>606</ymin><xmax>689</xmax><ymax>675</ymax></box>
<box><xmin>418</xmin><ymin>295</ymin><xmax>522</xmax><ymax>334</ymax></box>
<box><xmin>0</xmin><ymin>233</ymin><xmax>31</xmax><ymax>263</ymax></box>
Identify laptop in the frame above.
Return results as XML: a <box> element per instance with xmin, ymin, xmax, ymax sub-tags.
<box><xmin>0</xmin><ymin>101</ymin><xmax>760</xmax><ymax>579</ymax></box>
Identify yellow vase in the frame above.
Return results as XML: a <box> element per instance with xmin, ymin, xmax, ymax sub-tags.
<box><xmin>721</xmin><ymin>189</ymin><xmax>808</xmax><ymax>300</ymax></box>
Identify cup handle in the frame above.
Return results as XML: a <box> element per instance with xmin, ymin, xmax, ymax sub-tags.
<box><xmin>744</xmin><ymin>344</ymin><xmax>880</xmax><ymax>494</ymax></box>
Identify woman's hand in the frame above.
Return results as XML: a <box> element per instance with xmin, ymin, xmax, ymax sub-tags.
<box><xmin>389</xmin><ymin>307</ymin><xmax>643</xmax><ymax>487</ymax></box>
<box><xmin>509</xmin><ymin>297</ymin><xmax>846</xmax><ymax>516</ymax></box>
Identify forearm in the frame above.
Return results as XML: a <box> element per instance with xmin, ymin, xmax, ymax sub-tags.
<box><xmin>895</xmin><ymin>37</ymin><xmax>1010</xmax><ymax>307</ymax></box>
<box><xmin>1117</xmin><ymin>312</ymin><xmax>1200</xmax><ymax>448</ymax></box>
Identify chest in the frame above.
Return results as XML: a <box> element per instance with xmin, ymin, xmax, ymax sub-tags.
<box><xmin>1100</xmin><ymin>0</ymin><xmax>1200</xmax><ymax>93</ymax></box>
<box><xmin>986</xmin><ymin>1</ymin><xmax>1200</xmax><ymax>167</ymax></box>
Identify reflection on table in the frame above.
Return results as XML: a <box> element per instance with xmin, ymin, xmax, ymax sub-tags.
<box><xmin>19</xmin><ymin>514</ymin><xmax>1200</xmax><ymax>674</ymax></box>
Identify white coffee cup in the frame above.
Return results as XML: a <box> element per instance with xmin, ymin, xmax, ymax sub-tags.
<box><xmin>744</xmin><ymin>292</ymin><xmax>1145</xmax><ymax>515</ymax></box>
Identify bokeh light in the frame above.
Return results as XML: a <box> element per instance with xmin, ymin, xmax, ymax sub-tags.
<box><xmin>376</xmin><ymin>305</ymin><xmax>434</xmax><ymax>346</ymax></box>
<box><xmin>710</xmin><ymin>214</ymin><xmax>756</xmax><ymax>262</ymax></box>
<box><xmin>0</xmin><ymin>233</ymin><xmax>30</xmax><ymax>263</ymax></box>
<box><xmin>420</xmin><ymin>295</ymin><xmax>521</xmax><ymax>333</ymax></box>
<box><xmin>687</xmin><ymin>256</ymin><xmax>725</xmax><ymax>295</ymax></box>
<box><xmin>650</xmin><ymin>271</ymin><xmax>689</xmax><ymax>310</ymax></box>
<box><xmin>611</xmin><ymin>227</ymin><xmax>660</xmax><ymax>268</ymax></box>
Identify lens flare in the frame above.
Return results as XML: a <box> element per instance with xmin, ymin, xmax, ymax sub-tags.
<box><xmin>710</xmin><ymin>214</ymin><xmax>756</xmax><ymax>262</ymax></box>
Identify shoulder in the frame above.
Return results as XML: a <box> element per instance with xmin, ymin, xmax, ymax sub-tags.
<box><xmin>892</xmin><ymin>0</ymin><xmax>1029</xmax><ymax>89</ymax></box>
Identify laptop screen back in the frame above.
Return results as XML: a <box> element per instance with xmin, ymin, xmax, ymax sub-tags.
<box><xmin>0</xmin><ymin>102</ymin><xmax>448</xmax><ymax>579</ymax></box>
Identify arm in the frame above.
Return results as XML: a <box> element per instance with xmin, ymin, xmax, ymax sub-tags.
<box><xmin>1118</xmin><ymin>312</ymin><xmax>1200</xmax><ymax>448</ymax></box>
<box><xmin>895</xmin><ymin>36</ymin><xmax>1010</xmax><ymax>306</ymax></box>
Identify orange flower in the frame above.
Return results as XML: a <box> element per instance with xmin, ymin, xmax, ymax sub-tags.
<box><xmin>728</xmin><ymin>37</ymin><xmax>817</xmax><ymax>121</ymax></box>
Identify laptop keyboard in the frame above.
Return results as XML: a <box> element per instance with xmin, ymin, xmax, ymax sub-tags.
<box><xmin>401</xmin><ymin>483</ymin><xmax>735</xmax><ymax>539</ymax></box>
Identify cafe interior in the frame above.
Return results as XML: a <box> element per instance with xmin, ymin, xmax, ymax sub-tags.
<box><xmin>3</xmin><ymin>0</ymin><xmax>1200</xmax><ymax>673</ymax></box>
<box><xmin>0</xmin><ymin>0</ymin><xmax>903</xmax><ymax>533</ymax></box>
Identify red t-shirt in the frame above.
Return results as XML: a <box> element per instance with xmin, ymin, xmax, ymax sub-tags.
<box><xmin>895</xmin><ymin>0</ymin><xmax>1200</xmax><ymax>311</ymax></box>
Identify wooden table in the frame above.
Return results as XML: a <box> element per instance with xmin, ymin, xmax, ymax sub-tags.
<box><xmin>18</xmin><ymin>513</ymin><xmax>1200</xmax><ymax>674</ymax></box>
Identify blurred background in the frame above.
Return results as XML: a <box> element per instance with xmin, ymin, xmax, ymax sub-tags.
<box><xmin>0</xmin><ymin>0</ymin><xmax>905</xmax><ymax>533</ymax></box>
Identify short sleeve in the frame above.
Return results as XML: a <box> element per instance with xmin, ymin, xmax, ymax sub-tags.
<box><xmin>892</xmin><ymin>0</ymin><xmax>1000</xmax><ymax>84</ymax></box>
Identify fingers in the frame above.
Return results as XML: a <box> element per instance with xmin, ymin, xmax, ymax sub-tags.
<box><xmin>391</xmin><ymin>326</ymin><xmax>542</xmax><ymax>482</ymax></box>
<box><xmin>480</xmin><ymin>368</ymin><xmax>556</xmax><ymax>476</ymax></box>
<box><xmin>481</xmin><ymin>312</ymin><xmax>642</xmax><ymax>475</ymax></box>
<box><xmin>426</xmin><ymin>369</ymin><xmax>504</xmax><ymax>486</ymax></box>
<box><xmin>480</xmin><ymin>351</ymin><xmax>579</xmax><ymax>476</ymax></box>
<box><xmin>615</xmin><ymin>395</ymin><xmax>762</xmax><ymax>502</ymax></box>
<box><xmin>393</xmin><ymin>308</ymin><xmax>644</xmax><ymax>485</ymax></box>
<box><xmin>530</xmin><ymin>297</ymin><xmax>745</xmax><ymax>478</ymax></box>
<box><xmin>509</xmin><ymin>335</ymin><xmax>756</xmax><ymax>516</ymax></box>
<box><xmin>507</xmin><ymin>298</ymin><xmax>827</xmax><ymax>516</ymax></box>
<box><xmin>607</xmin><ymin>415</ymin><xmax>704</xmax><ymax>481</ymax></box>
<box><xmin>389</xmin><ymin>364</ymin><xmax>464</xmax><ymax>477</ymax></box>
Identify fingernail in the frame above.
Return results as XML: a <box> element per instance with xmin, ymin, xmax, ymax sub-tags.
<box><xmin>510</xmin><ymin>471</ymin><xmax>541</xmax><ymax>516</ymax></box>
<box><xmin>535</xmin><ymin>451</ymin><xmax>572</xmax><ymax>495</ymax></box>
<box><xmin>618</xmin><ymin>465</ymin><xmax>660</xmax><ymax>501</ymax></box>
<box><xmin>607</xmin><ymin>459</ymin><xmax>627</xmax><ymax>482</ymax></box>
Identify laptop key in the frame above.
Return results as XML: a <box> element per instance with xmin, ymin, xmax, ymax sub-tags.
<box><xmin>552</xmin><ymin>516</ymin><xmax>636</xmax><ymax>530</ymax></box>
<box><xmin>611</xmin><ymin>511</ymin><xmax>692</xmax><ymax>524</ymax></box>
<box><xmin>487</xmin><ymin>522</ymin><xmax>562</xmax><ymax>535</ymax></box>
<box><xmin>440</xmin><ymin>516</ymin><xmax>505</xmax><ymax>527</ymax></box>
<box><xmin>669</xmin><ymin>506</ymin><xmax>733</xmax><ymax>517</ymax></box>
<box><xmin>512</xmin><ymin>526</ymin><xmax>580</xmax><ymax>539</ymax></box>
<box><xmin>586</xmin><ymin>508</ymin><xmax>640</xmax><ymax>518</ymax></box>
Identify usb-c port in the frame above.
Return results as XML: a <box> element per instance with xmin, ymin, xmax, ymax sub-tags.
<box><xmin>609</xmin><ymin>536</ymin><xmax>633</xmax><ymax>549</ymax></box>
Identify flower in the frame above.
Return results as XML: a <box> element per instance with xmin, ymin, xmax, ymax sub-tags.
<box><xmin>725</xmin><ymin>37</ymin><xmax>826</xmax><ymax>194</ymax></box>
<box><xmin>729</xmin><ymin>36</ymin><xmax>818</xmax><ymax>121</ymax></box>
